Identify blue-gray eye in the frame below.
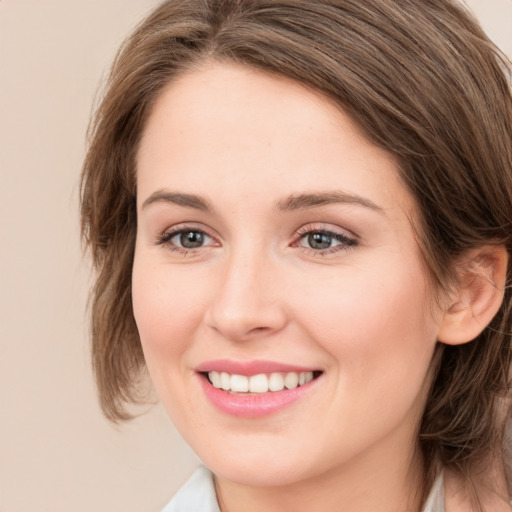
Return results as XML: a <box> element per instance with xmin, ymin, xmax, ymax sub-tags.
<box><xmin>301</xmin><ymin>232</ymin><xmax>340</xmax><ymax>250</ymax></box>
<box><xmin>171</xmin><ymin>230</ymin><xmax>210</xmax><ymax>248</ymax></box>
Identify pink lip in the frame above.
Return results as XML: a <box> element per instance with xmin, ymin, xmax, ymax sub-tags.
<box><xmin>195</xmin><ymin>360</ymin><xmax>322</xmax><ymax>418</ymax></box>
<box><xmin>196</xmin><ymin>359</ymin><xmax>317</xmax><ymax>376</ymax></box>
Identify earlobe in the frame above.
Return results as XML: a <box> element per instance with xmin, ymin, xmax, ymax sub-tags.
<box><xmin>437</xmin><ymin>245</ymin><xmax>508</xmax><ymax>346</ymax></box>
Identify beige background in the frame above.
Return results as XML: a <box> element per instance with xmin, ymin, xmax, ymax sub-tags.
<box><xmin>1</xmin><ymin>1</ymin><xmax>511</xmax><ymax>511</ymax></box>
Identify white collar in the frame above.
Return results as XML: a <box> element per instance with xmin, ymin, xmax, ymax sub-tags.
<box><xmin>161</xmin><ymin>465</ymin><xmax>220</xmax><ymax>512</ymax></box>
<box><xmin>422</xmin><ymin>472</ymin><xmax>445</xmax><ymax>512</ymax></box>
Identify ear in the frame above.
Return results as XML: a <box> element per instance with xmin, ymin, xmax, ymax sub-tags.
<box><xmin>437</xmin><ymin>245</ymin><xmax>508</xmax><ymax>345</ymax></box>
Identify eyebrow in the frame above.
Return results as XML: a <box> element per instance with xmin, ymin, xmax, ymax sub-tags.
<box><xmin>276</xmin><ymin>191</ymin><xmax>383</xmax><ymax>213</ymax></box>
<box><xmin>141</xmin><ymin>191</ymin><xmax>213</xmax><ymax>211</ymax></box>
<box><xmin>141</xmin><ymin>189</ymin><xmax>383</xmax><ymax>214</ymax></box>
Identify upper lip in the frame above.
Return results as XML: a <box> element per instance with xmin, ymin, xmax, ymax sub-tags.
<box><xmin>195</xmin><ymin>359</ymin><xmax>320</xmax><ymax>376</ymax></box>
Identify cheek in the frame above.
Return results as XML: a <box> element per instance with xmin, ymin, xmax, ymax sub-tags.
<box><xmin>297</xmin><ymin>261</ymin><xmax>438</xmax><ymax>386</ymax></box>
<box><xmin>294</xmin><ymin>265</ymin><xmax>439</xmax><ymax>450</ymax></box>
<box><xmin>131</xmin><ymin>253</ymin><xmax>210</xmax><ymax>362</ymax></box>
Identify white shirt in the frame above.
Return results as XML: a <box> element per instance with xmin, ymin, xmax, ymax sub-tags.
<box><xmin>162</xmin><ymin>466</ymin><xmax>445</xmax><ymax>512</ymax></box>
<box><xmin>161</xmin><ymin>466</ymin><xmax>220</xmax><ymax>512</ymax></box>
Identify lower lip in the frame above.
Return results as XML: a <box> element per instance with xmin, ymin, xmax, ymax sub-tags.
<box><xmin>198</xmin><ymin>374</ymin><xmax>318</xmax><ymax>418</ymax></box>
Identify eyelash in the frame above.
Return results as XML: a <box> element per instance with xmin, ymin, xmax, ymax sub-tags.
<box><xmin>155</xmin><ymin>224</ymin><xmax>358</xmax><ymax>256</ymax></box>
<box><xmin>294</xmin><ymin>226</ymin><xmax>357</xmax><ymax>256</ymax></box>
<box><xmin>155</xmin><ymin>224</ymin><xmax>217</xmax><ymax>254</ymax></box>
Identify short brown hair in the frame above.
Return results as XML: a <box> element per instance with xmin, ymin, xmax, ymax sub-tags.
<box><xmin>81</xmin><ymin>0</ymin><xmax>512</xmax><ymax>500</ymax></box>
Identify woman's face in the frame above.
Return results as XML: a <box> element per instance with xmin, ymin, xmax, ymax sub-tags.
<box><xmin>133</xmin><ymin>62</ymin><xmax>444</xmax><ymax>487</ymax></box>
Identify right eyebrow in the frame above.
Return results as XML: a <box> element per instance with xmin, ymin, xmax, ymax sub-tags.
<box><xmin>141</xmin><ymin>190</ymin><xmax>213</xmax><ymax>212</ymax></box>
<box><xmin>276</xmin><ymin>191</ymin><xmax>384</xmax><ymax>213</ymax></box>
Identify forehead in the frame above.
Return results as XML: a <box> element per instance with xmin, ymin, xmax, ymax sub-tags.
<box><xmin>136</xmin><ymin>61</ymin><xmax>412</xmax><ymax>216</ymax></box>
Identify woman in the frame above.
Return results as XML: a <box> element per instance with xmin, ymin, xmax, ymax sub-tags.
<box><xmin>80</xmin><ymin>0</ymin><xmax>512</xmax><ymax>510</ymax></box>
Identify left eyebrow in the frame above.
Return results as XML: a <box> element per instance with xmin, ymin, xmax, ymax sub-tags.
<box><xmin>141</xmin><ymin>190</ymin><xmax>213</xmax><ymax>212</ymax></box>
<box><xmin>276</xmin><ymin>191</ymin><xmax>384</xmax><ymax>213</ymax></box>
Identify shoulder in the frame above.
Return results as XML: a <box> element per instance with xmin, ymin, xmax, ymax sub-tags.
<box><xmin>161</xmin><ymin>466</ymin><xmax>220</xmax><ymax>512</ymax></box>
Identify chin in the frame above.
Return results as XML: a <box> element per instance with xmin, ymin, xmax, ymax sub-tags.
<box><xmin>192</xmin><ymin>435</ymin><xmax>323</xmax><ymax>488</ymax></box>
<box><xmin>209</xmin><ymin>458</ymin><xmax>308</xmax><ymax>488</ymax></box>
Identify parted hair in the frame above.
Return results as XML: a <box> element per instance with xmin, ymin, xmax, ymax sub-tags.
<box><xmin>81</xmin><ymin>0</ymin><xmax>512</xmax><ymax>502</ymax></box>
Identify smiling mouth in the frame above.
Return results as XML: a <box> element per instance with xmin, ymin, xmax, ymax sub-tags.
<box><xmin>203</xmin><ymin>370</ymin><xmax>323</xmax><ymax>394</ymax></box>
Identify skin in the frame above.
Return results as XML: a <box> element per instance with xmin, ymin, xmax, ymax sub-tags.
<box><xmin>132</xmin><ymin>61</ymin><xmax>457</xmax><ymax>511</ymax></box>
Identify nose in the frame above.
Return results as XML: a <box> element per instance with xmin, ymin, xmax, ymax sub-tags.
<box><xmin>205</xmin><ymin>247</ymin><xmax>287</xmax><ymax>342</ymax></box>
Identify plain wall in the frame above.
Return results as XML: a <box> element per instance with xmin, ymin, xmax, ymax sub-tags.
<box><xmin>1</xmin><ymin>1</ymin><xmax>511</xmax><ymax>511</ymax></box>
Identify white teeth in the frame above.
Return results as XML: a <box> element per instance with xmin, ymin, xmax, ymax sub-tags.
<box><xmin>284</xmin><ymin>372</ymin><xmax>299</xmax><ymax>389</ymax></box>
<box><xmin>268</xmin><ymin>372</ymin><xmax>285</xmax><ymax>392</ymax></box>
<box><xmin>220</xmin><ymin>372</ymin><xmax>231</xmax><ymax>391</ymax></box>
<box><xmin>300</xmin><ymin>371</ymin><xmax>314</xmax><ymax>385</ymax></box>
<box><xmin>210</xmin><ymin>371</ymin><xmax>221</xmax><ymax>388</ymax></box>
<box><xmin>230</xmin><ymin>374</ymin><xmax>249</xmax><ymax>392</ymax></box>
<box><xmin>249</xmin><ymin>374</ymin><xmax>269</xmax><ymax>393</ymax></box>
<box><xmin>208</xmin><ymin>371</ymin><xmax>316</xmax><ymax>393</ymax></box>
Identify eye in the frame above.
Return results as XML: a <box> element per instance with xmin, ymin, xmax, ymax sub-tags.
<box><xmin>171</xmin><ymin>230</ymin><xmax>210</xmax><ymax>249</ymax></box>
<box><xmin>301</xmin><ymin>232</ymin><xmax>339</xmax><ymax>250</ymax></box>
<box><xmin>156</xmin><ymin>226</ymin><xmax>216</xmax><ymax>252</ymax></box>
<box><xmin>296</xmin><ymin>227</ymin><xmax>357</xmax><ymax>254</ymax></box>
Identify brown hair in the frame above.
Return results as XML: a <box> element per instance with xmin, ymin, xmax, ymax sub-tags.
<box><xmin>81</xmin><ymin>0</ymin><xmax>512</xmax><ymax>503</ymax></box>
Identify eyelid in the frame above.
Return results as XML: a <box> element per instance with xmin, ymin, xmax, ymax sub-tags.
<box><xmin>295</xmin><ymin>223</ymin><xmax>357</xmax><ymax>241</ymax></box>
<box><xmin>292</xmin><ymin>223</ymin><xmax>358</xmax><ymax>254</ymax></box>
<box><xmin>155</xmin><ymin>222</ymin><xmax>220</xmax><ymax>248</ymax></box>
